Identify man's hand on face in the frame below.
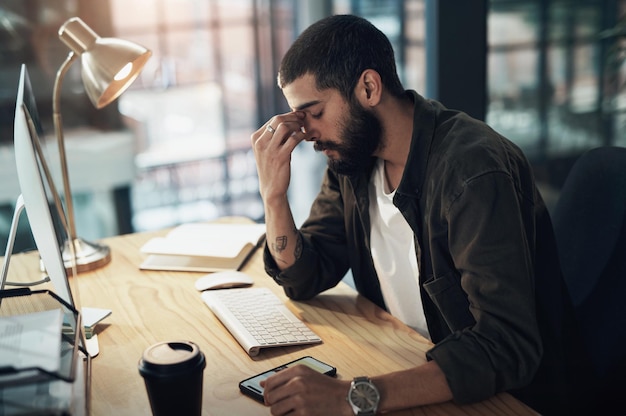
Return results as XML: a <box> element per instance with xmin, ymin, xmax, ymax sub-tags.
<box><xmin>251</xmin><ymin>111</ymin><xmax>307</xmax><ymax>203</ymax></box>
<box><xmin>261</xmin><ymin>364</ymin><xmax>353</xmax><ymax>416</ymax></box>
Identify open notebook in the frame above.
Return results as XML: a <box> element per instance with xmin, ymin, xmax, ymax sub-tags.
<box><xmin>139</xmin><ymin>222</ymin><xmax>266</xmax><ymax>272</ymax></box>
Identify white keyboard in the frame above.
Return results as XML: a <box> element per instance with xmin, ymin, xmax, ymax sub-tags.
<box><xmin>201</xmin><ymin>287</ymin><xmax>322</xmax><ymax>356</ymax></box>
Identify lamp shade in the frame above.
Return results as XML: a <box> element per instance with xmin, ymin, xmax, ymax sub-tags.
<box><xmin>58</xmin><ymin>17</ymin><xmax>152</xmax><ymax>109</ymax></box>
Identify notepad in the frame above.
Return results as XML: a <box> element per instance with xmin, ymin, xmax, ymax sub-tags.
<box><xmin>139</xmin><ymin>223</ymin><xmax>266</xmax><ymax>272</ymax></box>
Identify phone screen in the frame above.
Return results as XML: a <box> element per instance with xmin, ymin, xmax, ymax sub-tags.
<box><xmin>239</xmin><ymin>356</ymin><xmax>336</xmax><ymax>402</ymax></box>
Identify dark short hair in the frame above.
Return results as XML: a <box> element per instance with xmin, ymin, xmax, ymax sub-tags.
<box><xmin>277</xmin><ymin>14</ymin><xmax>405</xmax><ymax>100</ymax></box>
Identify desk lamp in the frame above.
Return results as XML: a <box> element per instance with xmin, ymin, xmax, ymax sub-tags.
<box><xmin>54</xmin><ymin>17</ymin><xmax>151</xmax><ymax>272</ymax></box>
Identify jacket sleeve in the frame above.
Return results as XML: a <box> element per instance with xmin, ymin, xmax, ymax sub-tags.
<box><xmin>425</xmin><ymin>171</ymin><xmax>543</xmax><ymax>404</ymax></box>
<box><xmin>264</xmin><ymin>169</ymin><xmax>351</xmax><ymax>300</ymax></box>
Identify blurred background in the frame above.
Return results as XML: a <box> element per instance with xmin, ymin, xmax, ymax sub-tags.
<box><xmin>1</xmin><ymin>0</ymin><xmax>626</xmax><ymax>255</ymax></box>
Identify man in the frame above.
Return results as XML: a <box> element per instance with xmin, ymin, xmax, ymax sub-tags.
<box><xmin>251</xmin><ymin>14</ymin><xmax>584</xmax><ymax>415</ymax></box>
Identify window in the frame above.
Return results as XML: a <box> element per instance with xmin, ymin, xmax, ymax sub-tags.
<box><xmin>110</xmin><ymin>0</ymin><xmax>298</xmax><ymax>230</ymax></box>
<box><xmin>488</xmin><ymin>0</ymin><xmax>626</xmax><ymax>163</ymax></box>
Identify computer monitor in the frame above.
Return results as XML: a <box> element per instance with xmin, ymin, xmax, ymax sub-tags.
<box><xmin>2</xmin><ymin>64</ymin><xmax>75</xmax><ymax>306</ymax></box>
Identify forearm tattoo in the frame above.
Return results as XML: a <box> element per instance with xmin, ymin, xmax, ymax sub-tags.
<box><xmin>272</xmin><ymin>229</ymin><xmax>303</xmax><ymax>260</ymax></box>
<box><xmin>272</xmin><ymin>235</ymin><xmax>287</xmax><ymax>253</ymax></box>
<box><xmin>294</xmin><ymin>232</ymin><xmax>303</xmax><ymax>260</ymax></box>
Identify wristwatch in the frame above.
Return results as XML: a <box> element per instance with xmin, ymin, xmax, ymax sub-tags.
<box><xmin>347</xmin><ymin>376</ymin><xmax>380</xmax><ymax>415</ymax></box>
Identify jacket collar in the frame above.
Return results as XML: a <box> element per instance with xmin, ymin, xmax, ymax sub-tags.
<box><xmin>395</xmin><ymin>90</ymin><xmax>436</xmax><ymax>203</ymax></box>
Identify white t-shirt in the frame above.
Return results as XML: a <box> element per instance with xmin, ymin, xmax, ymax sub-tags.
<box><xmin>368</xmin><ymin>158</ymin><xmax>430</xmax><ymax>339</ymax></box>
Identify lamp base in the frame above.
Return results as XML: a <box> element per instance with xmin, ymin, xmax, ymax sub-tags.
<box><xmin>62</xmin><ymin>237</ymin><xmax>112</xmax><ymax>273</ymax></box>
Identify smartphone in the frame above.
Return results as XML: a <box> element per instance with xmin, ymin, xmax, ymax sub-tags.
<box><xmin>239</xmin><ymin>356</ymin><xmax>337</xmax><ymax>403</ymax></box>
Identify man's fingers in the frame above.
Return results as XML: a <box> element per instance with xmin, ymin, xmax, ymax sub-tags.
<box><xmin>258</xmin><ymin>120</ymin><xmax>305</xmax><ymax>151</ymax></box>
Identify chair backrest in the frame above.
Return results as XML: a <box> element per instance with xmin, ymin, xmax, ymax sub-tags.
<box><xmin>551</xmin><ymin>146</ymin><xmax>626</xmax><ymax>411</ymax></box>
<box><xmin>553</xmin><ymin>146</ymin><xmax>626</xmax><ymax>307</ymax></box>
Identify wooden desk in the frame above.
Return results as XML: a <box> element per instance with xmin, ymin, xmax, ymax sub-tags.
<box><xmin>4</xmin><ymin>228</ymin><xmax>537</xmax><ymax>415</ymax></box>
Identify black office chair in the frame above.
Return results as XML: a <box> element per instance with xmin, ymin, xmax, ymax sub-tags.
<box><xmin>551</xmin><ymin>146</ymin><xmax>626</xmax><ymax>414</ymax></box>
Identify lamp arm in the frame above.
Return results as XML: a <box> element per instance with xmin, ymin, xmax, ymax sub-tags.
<box><xmin>52</xmin><ymin>52</ymin><xmax>79</xmax><ymax>242</ymax></box>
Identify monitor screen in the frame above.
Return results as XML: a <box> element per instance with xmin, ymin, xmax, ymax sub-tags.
<box><xmin>12</xmin><ymin>63</ymin><xmax>74</xmax><ymax>306</ymax></box>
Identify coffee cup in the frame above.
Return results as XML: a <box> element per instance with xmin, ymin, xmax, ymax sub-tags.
<box><xmin>138</xmin><ymin>340</ymin><xmax>206</xmax><ymax>416</ymax></box>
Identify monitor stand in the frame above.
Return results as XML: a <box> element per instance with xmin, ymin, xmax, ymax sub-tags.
<box><xmin>0</xmin><ymin>195</ymin><xmax>108</xmax><ymax>358</ymax></box>
<box><xmin>1</xmin><ymin>195</ymin><xmax>27</xmax><ymax>291</ymax></box>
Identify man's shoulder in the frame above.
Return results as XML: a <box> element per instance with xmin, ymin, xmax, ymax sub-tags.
<box><xmin>432</xmin><ymin>112</ymin><xmax>526</xmax><ymax>173</ymax></box>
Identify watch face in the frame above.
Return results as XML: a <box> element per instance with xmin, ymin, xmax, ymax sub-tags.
<box><xmin>349</xmin><ymin>381</ymin><xmax>380</xmax><ymax>411</ymax></box>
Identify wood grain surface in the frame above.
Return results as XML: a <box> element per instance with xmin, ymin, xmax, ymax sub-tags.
<box><xmin>3</xmin><ymin>219</ymin><xmax>537</xmax><ymax>415</ymax></box>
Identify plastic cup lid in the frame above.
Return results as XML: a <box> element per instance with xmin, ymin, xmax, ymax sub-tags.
<box><xmin>138</xmin><ymin>340</ymin><xmax>205</xmax><ymax>378</ymax></box>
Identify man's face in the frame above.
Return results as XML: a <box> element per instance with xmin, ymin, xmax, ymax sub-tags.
<box><xmin>283</xmin><ymin>74</ymin><xmax>383</xmax><ymax>176</ymax></box>
<box><xmin>315</xmin><ymin>97</ymin><xmax>382</xmax><ymax>175</ymax></box>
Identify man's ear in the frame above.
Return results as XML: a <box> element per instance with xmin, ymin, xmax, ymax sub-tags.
<box><xmin>355</xmin><ymin>69</ymin><xmax>383</xmax><ymax>107</ymax></box>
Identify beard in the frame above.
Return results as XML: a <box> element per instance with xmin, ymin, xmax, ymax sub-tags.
<box><xmin>313</xmin><ymin>99</ymin><xmax>383</xmax><ymax>176</ymax></box>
